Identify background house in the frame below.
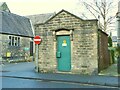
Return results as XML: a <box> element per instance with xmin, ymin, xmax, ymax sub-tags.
<box><xmin>28</xmin><ymin>9</ymin><xmax>110</xmax><ymax>75</ymax></box>
<box><xmin>116</xmin><ymin>1</ymin><xmax>120</xmax><ymax>74</ymax></box>
<box><xmin>0</xmin><ymin>2</ymin><xmax>34</xmax><ymax>62</ymax></box>
<box><xmin>112</xmin><ymin>36</ymin><xmax>117</xmax><ymax>47</ymax></box>
<box><xmin>116</xmin><ymin>1</ymin><xmax>120</xmax><ymax>47</ymax></box>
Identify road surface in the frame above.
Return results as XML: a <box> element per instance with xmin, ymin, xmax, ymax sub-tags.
<box><xmin>1</xmin><ymin>62</ymin><xmax>119</xmax><ymax>89</ymax></box>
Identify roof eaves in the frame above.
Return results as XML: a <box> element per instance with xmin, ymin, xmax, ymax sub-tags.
<box><xmin>84</xmin><ymin>19</ymin><xmax>98</xmax><ymax>21</ymax></box>
<box><xmin>98</xmin><ymin>29</ymin><xmax>108</xmax><ymax>36</ymax></box>
<box><xmin>1</xmin><ymin>32</ymin><xmax>34</xmax><ymax>38</ymax></box>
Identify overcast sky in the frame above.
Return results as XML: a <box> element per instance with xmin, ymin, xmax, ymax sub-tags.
<box><xmin>0</xmin><ymin>0</ymin><xmax>119</xmax><ymax>35</ymax></box>
<box><xmin>0</xmin><ymin>0</ymin><xmax>118</xmax><ymax>17</ymax></box>
<box><xmin>0</xmin><ymin>0</ymin><xmax>82</xmax><ymax>16</ymax></box>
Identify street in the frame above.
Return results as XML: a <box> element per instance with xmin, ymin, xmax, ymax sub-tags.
<box><xmin>1</xmin><ymin>62</ymin><xmax>119</xmax><ymax>88</ymax></box>
<box><xmin>1</xmin><ymin>77</ymin><xmax>112</xmax><ymax>88</ymax></box>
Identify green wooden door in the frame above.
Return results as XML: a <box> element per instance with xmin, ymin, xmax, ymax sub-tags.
<box><xmin>57</xmin><ymin>36</ymin><xmax>71</xmax><ymax>71</ymax></box>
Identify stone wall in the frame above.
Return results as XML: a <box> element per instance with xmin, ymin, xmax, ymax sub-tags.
<box><xmin>98</xmin><ymin>30</ymin><xmax>110</xmax><ymax>72</ymax></box>
<box><xmin>72</xmin><ymin>30</ymin><xmax>98</xmax><ymax>74</ymax></box>
<box><xmin>1</xmin><ymin>34</ymin><xmax>32</xmax><ymax>61</ymax></box>
<box><xmin>34</xmin><ymin>10</ymin><xmax>99</xmax><ymax>75</ymax></box>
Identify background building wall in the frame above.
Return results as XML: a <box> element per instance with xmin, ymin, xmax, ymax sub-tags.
<box><xmin>117</xmin><ymin>17</ymin><xmax>120</xmax><ymax>46</ymax></box>
<box><xmin>1</xmin><ymin>34</ymin><xmax>32</xmax><ymax>61</ymax></box>
<box><xmin>116</xmin><ymin>1</ymin><xmax>120</xmax><ymax>47</ymax></box>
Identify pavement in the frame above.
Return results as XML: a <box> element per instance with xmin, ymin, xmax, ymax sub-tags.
<box><xmin>1</xmin><ymin>62</ymin><xmax>120</xmax><ymax>88</ymax></box>
<box><xmin>99</xmin><ymin>64</ymin><xmax>120</xmax><ymax>77</ymax></box>
<box><xmin>2</xmin><ymin>72</ymin><xmax>119</xmax><ymax>87</ymax></box>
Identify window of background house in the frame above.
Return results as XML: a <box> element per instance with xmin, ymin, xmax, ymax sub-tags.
<box><xmin>8</xmin><ymin>36</ymin><xmax>20</xmax><ymax>46</ymax></box>
<box><xmin>15</xmin><ymin>37</ymin><xmax>17</xmax><ymax>46</ymax></box>
<box><xmin>12</xmin><ymin>37</ymin><xmax>14</xmax><ymax>46</ymax></box>
<box><xmin>9</xmin><ymin>36</ymin><xmax>12</xmax><ymax>46</ymax></box>
<box><xmin>18</xmin><ymin>37</ymin><xmax>20</xmax><ymax>46</ymax></box>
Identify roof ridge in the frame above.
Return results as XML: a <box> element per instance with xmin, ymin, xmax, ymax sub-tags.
<box><xmin>1</xmin><ymin>10</ymin><xmax>28</xmax><ymax>19</ymax></box>
<box><xmin>26</xmin><ymin>12</ymin><xmax>56</xmax><ymax>17</ymax></box>
<box><xmin>27</xmin><ymin>12</ymin><xmax>56</xmax><ymax>25</ymax></box>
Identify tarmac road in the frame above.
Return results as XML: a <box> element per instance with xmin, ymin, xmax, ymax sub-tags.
<box><xmin>1</xmin><ymin>76</ymin><xmax>117</xmax><ymax>88</ymax></box>
<box><xmin>1</xmin><ymin>62</ymin><xmax>119</xmax><ymax>89</ymax></box>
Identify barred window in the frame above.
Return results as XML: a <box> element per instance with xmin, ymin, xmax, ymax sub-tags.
<box><xmin>12</xmin><ymin>37</ymin><xmax>14</xmax><ymax>46</ymax></box>
<box><xmin>8</xmin><ymin>36</ymin><xmax>20</xmax><ymax>46</ymax></box>
<box><xmin>18</xmin><ymin>37</ymin><xmax>20</xmax><ymax>46</ymax></box>
<box><xmin>15</xmin><ymin>37</ymin><xmax>17</xmax><ymax>46</ymax></box>
<box><xmin>9</xmin><ymin>36</ymin><xmax>12</xmax><ymax>46</ymax></box>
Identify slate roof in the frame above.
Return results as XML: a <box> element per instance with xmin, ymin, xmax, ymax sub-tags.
<box><xmin>0</xmin><ymin>11</ymin><xmax>34</xmax><ymax>37</ymax></box>
<box><xmin>27</xmin><ymin>13</ymin><xmax>56</xmax><ymax>25</ymax></box>
<box><xmin>27</xmin><ymin>9</ymin><xmax>98</xmax><ymax>26</ymax></box>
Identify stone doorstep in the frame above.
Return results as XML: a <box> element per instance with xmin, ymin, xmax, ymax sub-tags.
<box><xmin>56</xmin><ymin>71</ymin><xmax>72</xmax><ymax>74</ymax></box>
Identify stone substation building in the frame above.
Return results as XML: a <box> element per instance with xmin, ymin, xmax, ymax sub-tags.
<box><xmin>28</xmin><ymin>9</ymin><xmax>110</xmax><ymax>75</ymax></box>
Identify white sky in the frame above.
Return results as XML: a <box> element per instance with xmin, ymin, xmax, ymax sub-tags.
<box><xmin>0</xmin><ymin>0</ymin><xmax>82</xmax><ymax>16</ymax></box>
<box><xmin>0</xmin><ymin>0</ymin><xmax>118</xmax><ymax>17</ymax></box>
<box><xmin>0</xmin><ymin>0</ymin><xmax>119</xmax><ymax>36</ymax></box>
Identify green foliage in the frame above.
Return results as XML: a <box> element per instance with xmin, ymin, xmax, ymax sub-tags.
<box><xmin>108</xmin><ymin>36</ymin><xmax>112</xmax><ymax>47</ymax></box>
<box><xmin>111</xmin><ymin>50</ymin><xmax>115</xmax><ymax>63</ymax></box>
<box><xmin>115</xmin><ymin>46</ymin><xmax>120</xmax><ymax>56</ymax></box>
<box><xmin>108</xmin><ymin>36</ymin><xmax>115</xmax><ymax>63</ymax></box>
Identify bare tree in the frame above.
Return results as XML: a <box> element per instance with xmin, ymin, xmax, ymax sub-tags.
<box><xmin>82</xmin><ymin>0</ymin><xmax>116</xmax><ymax>32</ymax></box>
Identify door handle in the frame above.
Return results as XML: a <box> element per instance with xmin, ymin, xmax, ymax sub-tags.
<box><xmin>56</xmin><ymin>52</ymin><xmax>61</xmax><ymax>58</ymax></box>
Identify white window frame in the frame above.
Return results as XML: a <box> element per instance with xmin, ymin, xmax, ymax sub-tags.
<box><xmin>8</xmin><ymin>36</ymin><xmax>20</xmax><ymax>46</ymax></box>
